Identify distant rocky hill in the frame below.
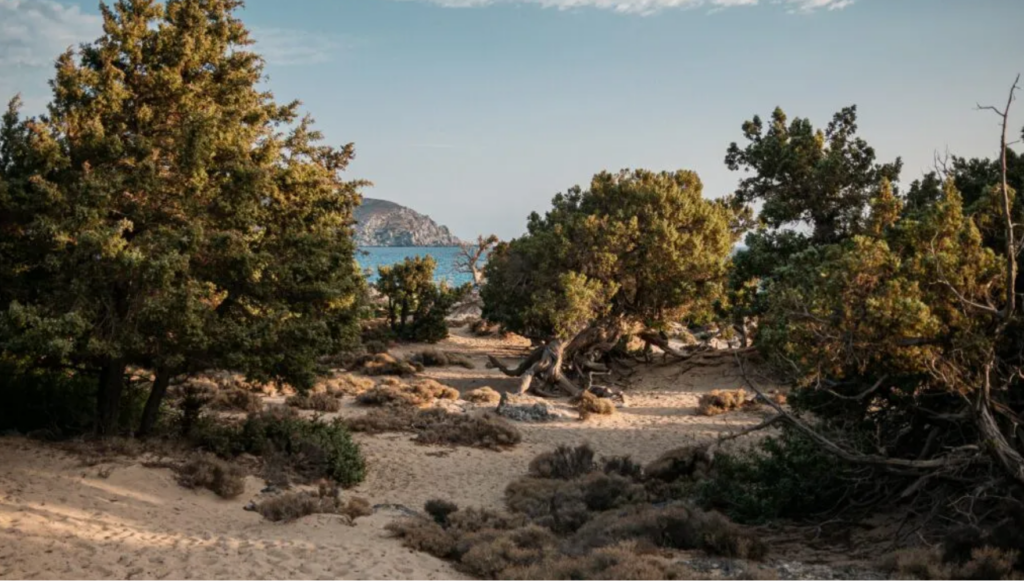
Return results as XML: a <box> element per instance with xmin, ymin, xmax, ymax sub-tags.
<box><xmin>353</xmin><ymin>198</ymin><xmax>461</xmax><ymax>247</ymax></box>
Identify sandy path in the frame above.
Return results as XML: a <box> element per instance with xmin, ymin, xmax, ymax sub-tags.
<box><xmin>0</xmin><ymin>327</ymin><xmax>775</xmax><ymax>580</ymax></box>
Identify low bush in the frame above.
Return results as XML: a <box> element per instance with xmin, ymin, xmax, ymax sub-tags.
<box><xmin>175</xmin><ymin>455</ymin><xmax>247</xmax><ymax>499</ymax></box>
<box><xmin>528</xmin><ymin>444</ymin><xmax>595</xmax><ymax>480</ymax></box>
<box><xmin>349</xmin><ymin>353</ymin><xmax>419</xmax><ymax>377</ymax></box>
<box><xmin>425</xmin><ymin>499</ymin><xmax>460</xmax><ymax>525</ymax></box>
<box><xmin>465</xmin><ymin>386</ymin><xmax>502</xmax><ymax>404</ymax></box>
<box><xmin>355</xmin><ymin>378</ymin><xmax>459</xmax><ymax>407</ymax></box>
<box><xmin>190</xmin><ymin>406</ymin><xmax>365</xmax><ymax>487</ymax></box>
<box><xmin>696</xmin><ymin>389</ymin><xmax>748</xmax><ymax>416</ymax></box>
<box><xmin>469</xmin><ymin>318</ymin><xmax>500</xmax><ymax>337</ymax></box>
<box><xmin>285</xmin><ymin>392</ymin><xmax>342</xmax><ymax>413</ymax></box>
<box><xmin>255</xmin><ymin>483</ymin><xmax>373</xmax><ymax>523</ymax></box>
<box><xmin>880</xmin><ymin>546</ymin><xmax>1021</xmax><ymax>580</ymax></box>
<box><xmin>322</xmin><ymin>373</ymin><xmax>375</xmax><ymax>397</ymax></box>
<box><xmin>412</xmin><ymin>409</ymin><xmax>522</xmax><ymax>450</ymax></box>
<box><xmin>408</xmin><ymin>349</ymin><xmax>476</xmax><ymax>369</ymax></box>
<box><xmin>209</xmin><ymin>385</ymin><xmax>264</xmax><ymax>414</ymax></box>
<box><xmin>570</xmin><ymin>392</ymin><xmax>616</xmax><ymax>420</ymax></box>
<box><xmin>346</xmin><ymin>407</ymin><xmax>417</xmax><ymax>434</ymax></box>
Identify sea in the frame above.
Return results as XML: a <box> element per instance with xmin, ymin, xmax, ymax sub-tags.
<box><xmin>357</xmin><ymin>246</ymin><xmax>472</xmax><ymax>287</ymax></box>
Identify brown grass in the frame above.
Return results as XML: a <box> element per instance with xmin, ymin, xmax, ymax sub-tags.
<box><xmin>465</xmin><ymin>386</ymin><xmax>502</xmax><ymax>404</ymax></box>
<box><xmin>570</xmin><ymin>392</ymin><xmax>616</xmax><ymax>420</ymax></box>
<box><xmin>285</xmin><ymin>391</ymin><xmax>342</xmax><ymax>412</ymax></box>
<box><xmin>355</xmin><ymin>378</ymin><xmax>459</xmax><ymax>407</ymax></box>
<box><xmin>175</xmin><ymin>455</ymin><xmax>247</xmax><ymax>499</ymax></box>
<box><xmin>696</xmin><ymin>389</ymin><xmax>749</xmax><ymax>416</ymax></box>
<box><xmin>255</xmin><ymin>483</ymin><xmax>373</xmax><ymax>524</ymax></box>
<box><xmin>322</xmin><ymin>373</ymin><xmax>375</xmax><ymax>396</ymax></box>
<box><xmin>349</xmin><ymin>353</ymin><xmax>419</xmax><ymax>376</ymax></box>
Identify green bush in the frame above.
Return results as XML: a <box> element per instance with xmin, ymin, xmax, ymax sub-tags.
<box><xmin>695</xmin><ymin>426</ymin><xmax>879</xmax><ymax>524</ymax></box>
<box><xmin>376</xmin><ymin>256</ymin><xmax>470</xmax><ymax>343</ymax></box>
<box><xmin>191</xmin><ymin>407</ymin><xmax>365</xmax><ymax>487</ymax></box>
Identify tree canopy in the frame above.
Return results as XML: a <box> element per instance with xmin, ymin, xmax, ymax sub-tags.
<box><xmin>0</xmin><ymin>0</ymin><xmax>366</xmax><ymax>435</ymax></box>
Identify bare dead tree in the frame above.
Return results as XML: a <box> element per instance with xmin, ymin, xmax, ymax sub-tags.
<box><xmin>455</xmin><ymin>234</ymin><xmax>499</xmax><ymax>288</ymax></box>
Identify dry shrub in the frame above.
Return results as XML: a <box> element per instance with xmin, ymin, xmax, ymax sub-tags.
<box><xmin>346</xmin><ymin>406</ymin><xmax>417</xmax><ymax>434</ymax></box>
<box><xmin>175</xmin><ymin>455</ymin><xmax>247</xmax><ymax>499</ymax></box>
<box><xmin>425</xmin><ymin>499</ymin><xmax>461</xmax><ymax>525</ymax></box>
<box><xmin>645</xmin><ymin>445</ymin><xmax>714</xmax><ymax>482</ymax></box>
<box><xmin>529</xmin><ymin>444</ymin><xmax>595</xmax><ymax>480</ymax></box>
<box><xmin>697</xmin><ymin>389</ymin><xmax>749</xmax><ymax>416</ymax></box>
<box><xmin>503</xmin><ymin>543</ymin><xmax>700</xmax><ymax>580</ymax></box>
<box><xmin>209</xmin><ymin>386</ymin><xmax>263</xmax><ymax>414</ymax></box>
<box><xmin>386</xmin><ymin>517</ymin><xmax>458</xmax><ymax>558</ymax></box>
<box><xmin>882</xmin><ymin>546</ymin><xmax>1021</xmax><ymax>580</ymax></box>
<box><xmin>603</xmin><ymin>456</ymin><xmax>644</xmax><ymax>480</ymax></box>
<box><xmin>465</xmin><ymin>386</ymin><xmax>502</xmax><ymax>404</ymax></box>
<box><xmin>285</xmin><ymin>392</ymin><xmax>342</xmax><ymax>412</ymax></box>
<box><xmin>255</xmin><ymin>484</ymin><xmax>373</xmax><ymax>523</ymax></box>
<box><xmin>413</xmin><ymin>409</ymin><xmax>522</xmax><ymax>450</ymax></box>
<box><xmin>323</xmin><ymin>373</ymin><xmax>375</xmax><ymax>397</ymax></box>
<box><xmin>350</xmin><ymin>353</ymin><xmax>419</xmax><ymax>377</ymax></box>
<box><xmin>408</xmin><ymin>349</ymin><xmax>476</xmax><ymax>369</ymax></box>
<box><xmin>355</xmin><ymin>378</ymin><xmax>459</xmax><ymax>407</ymax></box>
<box><xmin>505</xmin><ymin>477</ymin><xmax>590</xmax><ymax>534</ymax></box>
<box><xmin>571</xmin><ymin>391</ymin><xmax>616</xmax><ymax>420</ymax></box>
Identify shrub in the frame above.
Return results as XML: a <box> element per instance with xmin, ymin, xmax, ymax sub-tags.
<box><xmin>254</xmin><ymin>484</ymin><xmax>371</xmax><ymax>523</ymax></box>
<box><xmin>349</xmin><ymin>353</ymin><xmax>419</xmax><ymax>377</ymax></box>
<box><xmin>880</xmin><ymin>546</ymin><xmax>1021</xmax><ymax>580</ymax></box>
<box><xmin>602</xmin><ymin>456</ymin><xmax>644</xmax><ymax>480</ymax></box>
<box><xmin>355</xmin><ymin>378</ymin><xmax>459</xmax><ymax>407</ymax></box>
<box><xmin>469</xmin><ymin>318</ymin><xmax>500</xmax><ymax>337</ymax></box>
<box><xmin>408</xmin><ymin>349</ymin><xmax>475</xmax><ymax>369</ymax></box>
<box><xmin>346</xmin><ymin>407</ymin><xmax>417</xmax><ymax>434</ymax></box>
<box><xmin>209</xmin><ymin>386</ymin><xmax>263</xmax><ymax>414</ymax></box>
<box><xmin>286</xmin><ymin>392</ymin><xmax>342</xmax><ymax>413</ymax></box>
<box><xmin>413</xmin><ymin>409</ymin><xmax>522</xmax><ymax>450</ymax></box>
<box><xmin>322</xmin><ymin>373</ymin><xmax>375</xmax><ymax>397</ymax></box>
<box><xmin>386</xmin><ymin>517</ymin><xmax>457</xmax><ymax>558</ymax></box>
<box><xmin>528</xmin><ymin>444</ymin><xmax>595</xmax><ymax>480</ymax></box>
<box><xmin>571</xmin><ymin>392</ymin><xmax>616</xmax><ymax>420</ymax></box>
<box><xmin>425</xmin><ymin>499</ymin><xmax>460</xmax><ymax>525</ymax></box>
<box><xmin>465</xmin><ymin>386</ymin><xmax>502</xmax><ymax>404</ymax></box>
<box><xmin>645</xmin><ymin>445</ymin><xmax>714</xmax><ymax>482</ymax></box>
<box><xmin>696</xmin><ymin>389</ymin><xmax>748</xmax><ymax>416</ymax></box>
<box><xmin>175</xmin><ymin>455</ymin><xmax>247</xmax><ymax>499</ymax></box>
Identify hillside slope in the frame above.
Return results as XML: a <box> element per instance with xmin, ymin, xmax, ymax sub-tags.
<box><xmin>353</xmin><ymin>198</ymin><xmax>461</xmax><ymax>247</ymax></box>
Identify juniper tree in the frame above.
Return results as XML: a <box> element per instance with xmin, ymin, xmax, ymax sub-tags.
<box><xmin>0</xmin><ymin>0</ymin><xmax>365</xmax><ymax>435</ymax></box>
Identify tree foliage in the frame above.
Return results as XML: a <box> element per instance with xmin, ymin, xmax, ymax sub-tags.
<box><xmin>0</xmin><ymin>0</ymin><xmax>365</xmax><ymax>435</ymax></box>
<box><xmin>377</xmin><ymin>256</ymin><xmax>470</xmax><ymax>343</ymax></box>
<box><xmin>482</xmin><ymin>169</ymin><xmax>740</xmax><ymax>342</ymax></box>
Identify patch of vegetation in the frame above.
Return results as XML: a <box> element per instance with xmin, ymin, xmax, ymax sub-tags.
<box><xmin>469</xmin><ymin>318</ymin><xmax>500</xmax><ymax>337</ymax></box>
<box><xmin>355</xmin><ymin>378</ymin><xmax>459</xmax><ymax>407</ymax></box>
<box><xmin>408</xmin><ymin>349</ymin><xmax>475</xmax><ymax>369</ymax></box>
<box><xmin>285</xmin><ymin>392</ymin><xmax>342</xmax><ymax>413</ymax></box>
<box><xmin>321</xmin><ymin>373</ymin><xmax>376</xmax><ymax>397</ymax></box>
<box><xmin>696</xmin><ymin>389</ymin><xmax>748</xmax><ymax>416</ymax></box>
<box><xmin>255</xmin><ymin>483</ymin><xmax>372</xmax><ymax>523</ymax></box>
<box><xmin>465</xmin><ymin>386</ymin><xmax>502</xmax><ymax>404</ymax></box>
<box><xmin>387</xmin><ymin>445</ymin><xmax>765</xmax><ymax>579</ymax></box>
<box><xmin>345</xmin><ymin>406</ymin><xmax>520</xmax><ymax>450</ymax></box>
<box><xmin>880</xmin><ymin>546</ymin><xmax>1021</xmax><ymax>580</ymax></box>
<box><xmin>570</xmin><ymin>392</ymin><xmax>616</xmax><ymax>420</ymax></box>
<box><xmin>175</xmin><ymin>455</ymin><xmax>247</xmax><ymax>499</ymax></box>
<box><xmin>191</xmin><ymin>406</ymin><xmax>365</xmax><ymax>487</ymax></box>
<box><xmin>377</xmin><ymin>256</ymin><xmax>471</xmax><ymax>343</ymax></box>
<box><xmin>349</xmin><ymin>353</ymin><xmax>420</xmax><ymax>377</ymax></box>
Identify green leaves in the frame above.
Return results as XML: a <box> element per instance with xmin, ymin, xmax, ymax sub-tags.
<box><xmin>482</xmin><ymin>168</ymin><xmax>739</xmax><ymax>340</ymax></box>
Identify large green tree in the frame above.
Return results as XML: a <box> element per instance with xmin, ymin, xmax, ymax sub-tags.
<box><xmin>0</xmin><ymin>0</ymin><xmax>365</xmax><ymax>435</ymax></box>
<box><xmin>482</xmin><ymin>169</ymin><xmax>741</xmax><ymax>395</ymax></box>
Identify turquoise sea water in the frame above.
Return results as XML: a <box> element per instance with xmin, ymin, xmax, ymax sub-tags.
<box><xmin>357</xmin><ymin>247</ymin><xmax>471</xmax><ymax>286</ymax></box>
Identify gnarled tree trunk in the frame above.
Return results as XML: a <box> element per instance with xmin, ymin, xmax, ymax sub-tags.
<box><xmin>96</xmin><ymin>357</ymin><xmax>127</xmax><ymax>436</ymax></box>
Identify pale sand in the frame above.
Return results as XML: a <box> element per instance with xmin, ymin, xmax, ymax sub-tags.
<box><xmin>0</xmin><ymin>326</ymin><xmax>776</xmax><ymax>580</ymax></box>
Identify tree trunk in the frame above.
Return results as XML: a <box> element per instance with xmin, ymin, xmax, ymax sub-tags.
<box><xmin>137</xmin><ymin>368</ymin><xmax>173</xmax><ymax>438</ymax></box>
<box><xmin>96</xmin><ymin>358</ymin><xmax>127</xmax><ymax>436</ymax></box>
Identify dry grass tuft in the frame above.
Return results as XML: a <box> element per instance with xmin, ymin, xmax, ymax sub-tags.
<box><xmin>355</xmin><ymin>378</ymin><xmax>459</xmax><ymax>407</ymax></box>
<box><xmin>465</xmin><ymin>386</ymin><xmax>502</xmax><ymax>404</ymax></box>
<box><xmin>570</xmin><ymin>391</ymin><xmax>616</xmax><ymax>420</ymax></box>
<box><xmin>696</xmin><ymin>389</ymin><xmax>749</xmax><ymax>416</ymax></box>
<box><xmin>255</xmin><ymin>483</ymin><xmax>373</xmax><ymax>523</ymax></box>
<box><xmin>175</xmin><ymin>455</ymin><xmax>247</xmax><ymax>499</ymax></box>
<box><xmin>349</xmin><ymin>353</ymin><xmax>419</xmax><ymax>376</ymax></box>
<box><xmin>285</xmin><ymin>391</ymin><xmax>342</xmax><ymax>412</ymax></box>
<box><xmin>322</xmin><ymin>373</ymin><xmax>375</xmax><ymax>397</ymax></box>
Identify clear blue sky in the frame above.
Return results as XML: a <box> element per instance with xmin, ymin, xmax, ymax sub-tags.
<box><xmin>2</xmin><ymin>0</ymin><xmax>1023</xmax><ymax>240</ymax></box>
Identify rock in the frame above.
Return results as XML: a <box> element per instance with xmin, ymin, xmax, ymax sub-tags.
<box><xmin>496</xmin><ymin>393</ymin><xmax>560</xmax><ymax>422</ymax></box>
<box><xmin>354</xmin><ymin>198</ymin><xmax>461</xmax><ymax>247</ymax></box>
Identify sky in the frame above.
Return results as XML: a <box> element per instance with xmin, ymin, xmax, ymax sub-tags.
<box><xmin>2</xmin><ymin>0</ymin><xmax>1023</xmax><ymax>241</ymax></box>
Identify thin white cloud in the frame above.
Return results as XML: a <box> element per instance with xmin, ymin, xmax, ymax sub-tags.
<box><xmin>395</xmin><ymin>0</ymin><xmax>854</xmax><ymax>14</ymax></box>
<box><xmin>249</xmin><ymin>27</ymin><xmax>348</xmax><ymax>66</ymax></box>
<box><xmin>0</xmin><ymin>0</ymin><xmax>101</xmax><ymax>68</ymax></box>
